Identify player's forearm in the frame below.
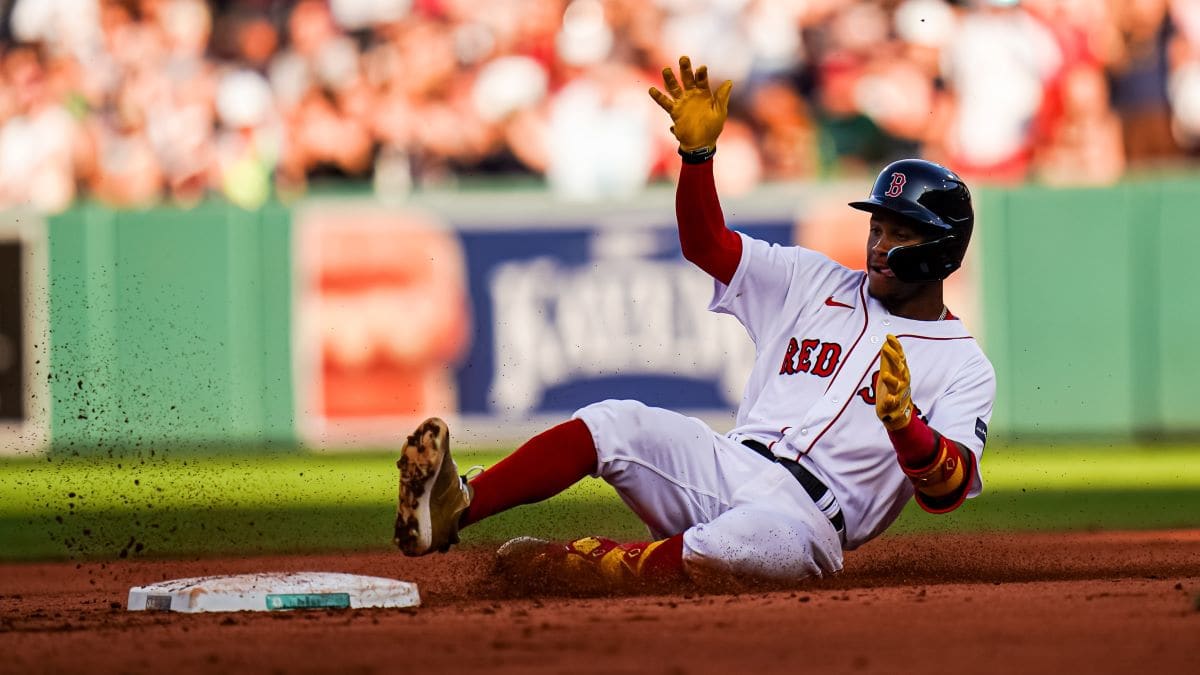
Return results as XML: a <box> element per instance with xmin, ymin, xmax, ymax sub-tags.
<box><xmin>888</xmin><ymin>415</ymin><xmax>974</xmax><ymax>514</ymax></box>
<box><xmin>676</xmin><ymin>160</ymin><xmax>741</xmax><ymax>285</ymax></box>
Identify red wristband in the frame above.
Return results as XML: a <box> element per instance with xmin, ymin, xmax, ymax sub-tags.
<box><xmin>887</xmin><ymin>414</ymin><xmax>937</xmax><ymax>469</ymax></box>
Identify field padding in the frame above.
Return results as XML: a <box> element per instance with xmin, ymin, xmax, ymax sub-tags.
<box><xmin>127</xmin><ymin>572</ymin><xmax>420</xmax><ymax>612</ymax></box>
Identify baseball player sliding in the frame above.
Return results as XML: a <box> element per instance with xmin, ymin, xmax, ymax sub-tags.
<box><xmin>394</xmin><ymin>56</ymin><xmax>996</xmax><ymax>590</ymax></box>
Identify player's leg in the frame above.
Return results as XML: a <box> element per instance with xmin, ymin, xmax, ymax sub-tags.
<box><xmin>399</xmin><ymin>398</ymin><xmax>728</xmax><ymax>558</ymax></box>
<box><xmin>583</xmin><ymin>398</ymin><xmax>843</xmax><ymax>584</ymax></box>
<box><xmin>488</xmin><ymin>398</ymin><xmax>740</xmax><ymax>589</ymax></box>
<box><xmin>461</xmin><ymin>417</ymin><xmax>597</xmax><ymax>526</ymax></box>
<box><xmin>574</xmin><ymin>398</ymin><xmax>744</xmax><ymax>538</ymax></box>
<box><xmin>504</xmin><ymin>500</ymin><xmax>845</xmax><ymax>593</ymax></box>
<box><xmin>466</xmin><ymin>397</ymin><xmax>741</xmax><ymax>534</ymax></box>
<box><xmin>492</xmin><ymin>399</ymin><xmax>843</xmax><ymax>589</ymax></box>
<box><xmin>396</xmin><ymin>398</ymin><xmax>841</xmax><ymax>584</ymax></box>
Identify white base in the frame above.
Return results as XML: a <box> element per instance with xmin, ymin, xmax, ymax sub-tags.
<box><xmin>127</xmin><ymin>572</ymin><xmax>420</xmax><ymax>613</ymax></box>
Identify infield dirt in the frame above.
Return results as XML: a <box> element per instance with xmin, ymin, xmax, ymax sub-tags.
<box><xmin>2</xmin><ymin>530</ymin><xmax>1197</xmax><ymax>674</ymax></box>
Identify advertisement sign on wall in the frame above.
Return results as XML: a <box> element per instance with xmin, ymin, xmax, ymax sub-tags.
<box><xmin>454</xmin><ymin>224</ymin><xmax>789</xmax><ymax>420</ymax></box>
<box><xmin>293</xmin><ymin>206</ymin><xmax>472</xmax><ymax>447</ymax></box>
<box><xmin>292</xmin><ymin>202</ymin><xmax>791</xmax><ymax>447</ymax></box>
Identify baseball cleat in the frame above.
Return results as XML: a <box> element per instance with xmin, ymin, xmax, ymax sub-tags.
<box><xmin>495</xmin><ymin>536</ymin><xmax>556</xmax><ymax>572</ymax></box>
<box><xmin>394</xmin><ymin>417</ymin><xmax>471</xmax><ymax>556</ymax></box>
<box><xmin>493</xmin><ymin>536</ymin><xmax>577</xmax><ymax>593</ymax></box>
<box><xmin>493</xmin><ymin>536</ymin><xmax>621</xmax><ymax>596</ymax></box>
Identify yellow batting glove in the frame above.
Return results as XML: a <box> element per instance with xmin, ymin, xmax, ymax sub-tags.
<box><xmin>648</xmin><ymin>55</ymin><xmax>733</xmax><ymax>152</ymax></box>
<box><xmin>876</xmin><ymin>334</ymin><xmax>914</xmax><ymax>431</ymax></box>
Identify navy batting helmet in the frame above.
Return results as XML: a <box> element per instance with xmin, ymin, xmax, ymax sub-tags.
<box><xmin>848</xmin><ymin>158</ymin><xmax>974</xmax><ymax>282</ymax></box>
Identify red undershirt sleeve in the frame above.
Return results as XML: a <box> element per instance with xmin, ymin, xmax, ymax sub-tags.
<box><xmin>888</xmin><ymin>416</ymin><xmax>937</xmax><ymax>467</ymax></box>
<box><xmin>676</xmin><ymin>160</ymin><xmax>742</xmax><ymax>285</ymax></box>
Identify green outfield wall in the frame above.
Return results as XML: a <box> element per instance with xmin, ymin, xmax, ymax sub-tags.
<box><xmin>48</xmin><ymin>203</ymin><xmax>295</xmax><ymax>450</ymax></box>
<box><xmin>978</xmin><ymin>178</ymin><xmax>1199</xmax><ymax>439</ymax></box>
<box><xmin>37</xmin><ymin>179</ymin><xmax>1200</xmax><ymax>451</ymax></box>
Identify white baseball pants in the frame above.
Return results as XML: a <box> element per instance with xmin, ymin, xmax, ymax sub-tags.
<box><xmin>574</xmin><ymin>399</ymin><xmax>844</xmax><ymax>583</ymax></box>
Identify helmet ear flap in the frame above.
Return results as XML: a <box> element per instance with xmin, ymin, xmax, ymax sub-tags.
<box><xmin>885</xmin><ymin>234</ymin><xmax>963</xmax><ymax>282</ymax></box>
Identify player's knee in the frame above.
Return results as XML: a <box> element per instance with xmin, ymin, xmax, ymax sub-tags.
<box><xmin>572</xmin><ymin>399</ymin><xmax>657</xmax><ymax>444</ymax></box>
<box><xmin>575</xmin><ymin>398</ymin><xmax>648</xmax><ymax>421</ymax></box>
<box><xmin>682</xmin><ymin>515</ymin><xmax>843</xmax><ymax>585</ymax></box>
<box><xmin>572</xmin><ymin>399</ymin><xmax>691</xmax><ymax>471</ymax></box>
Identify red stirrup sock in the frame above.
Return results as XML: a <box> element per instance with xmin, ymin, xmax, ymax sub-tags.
<box><xmin>461</xmin><ymin>418</ymin><xmax>598</xmax><ymax>526</ymax></box>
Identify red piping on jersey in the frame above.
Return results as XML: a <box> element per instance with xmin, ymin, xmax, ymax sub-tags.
<box><xmin>824</xmin><ymin>277</ymin><xmax>871</xmax><ymax>393</ymax></box>
<box><xmin>802</xmin><ymin>352</ymin><xmax>882</xmax><ymax>457</ymax></box>
<box><xmin>890</xmin><ymin>334</ymin><xmax>975</xmax><ymax>342</ymax></box>
<box><xmin>767</xmin><ymin>426</ymin><xmax>792</xmax><ymax>452</ymax></box>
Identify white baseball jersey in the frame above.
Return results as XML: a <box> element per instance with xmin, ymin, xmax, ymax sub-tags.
<box><xmin>710</xmin><ymin>233</ymin><xmax>996</xmax><ymax>550</ymax></box>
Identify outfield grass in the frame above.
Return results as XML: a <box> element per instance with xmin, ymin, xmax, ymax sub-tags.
<box><xmin>1</xmin><ymin>444</ymin><xmax>1197</xmax><ymax>561</ymax></box>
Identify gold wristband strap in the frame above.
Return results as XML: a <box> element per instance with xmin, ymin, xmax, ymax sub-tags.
<box><xmin>909</xmin><ymin>438</ymin><xmax>976</xmax><ymax>514</ymax></box>
<box><xmin>915</xmin><ymin>454</ymin><xmax>966</xmax><ymax>498</ymax></box>
<box><xmin>903</xmin><ymin>434</ymin><xmax>969</xmax><ymax>499</ymax></box>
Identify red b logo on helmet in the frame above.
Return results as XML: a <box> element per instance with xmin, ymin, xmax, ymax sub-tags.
<box><xmin>885</xmin><ymin>172</ymin><xmax>906</xmax><ymax>197</ymax></box>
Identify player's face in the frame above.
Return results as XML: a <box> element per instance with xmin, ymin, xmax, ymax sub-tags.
<box><xmin>866</xmin><ymin>213</ymin><xmax>926</xmax><ymax>301</ymax></box>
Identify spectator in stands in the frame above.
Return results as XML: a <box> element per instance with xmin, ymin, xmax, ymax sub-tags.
<box><xmin>0</xmin><ymin>0</ymin><xmax>1197</xmax><ymax>213</ymax></box>
<box><xmin>0</xmin><ymin>48</ymin><xmax>82</xmax><ymax>212</ymax></box>
<box><xmin>1108</xmin><ymin>0</ymin><xmax>1180</xmax><ymax>164</ymax></box>
<box><xmin>939</xmin><ymin>0</ymin><xmax>1063</xmax><ymax>184</ymax></box>
<box><xmin>1034</xmin><ymin>64</ymin><xmax>1126</xmax><ymax>185</ymax></box>
<box><xmin>1166</xmin><ymin>0</ymin><xmax>1200</xmax><ymax>149</ymax></box>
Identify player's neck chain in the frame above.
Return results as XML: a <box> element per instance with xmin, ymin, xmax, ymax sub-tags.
<box><xmin>937</xmin><ymin>305</ymin><xmax>948</xmax><ymax>321</ymax></box>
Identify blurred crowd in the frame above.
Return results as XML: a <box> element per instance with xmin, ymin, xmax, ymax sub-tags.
<box><xmin>2</xmin><ymin>0</ymin><xmax>1200</xmax><ymax>211</ymax></box>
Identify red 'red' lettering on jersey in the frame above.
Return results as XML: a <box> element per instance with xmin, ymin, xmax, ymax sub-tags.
<box><xmin>779</xmin><ymin>339</ymin><xmax>842</xmax><ymax>379</ymax></box>
<box><xmin>811</xmin><ymin>343</ymin><xmax>841</xmax><ymax>377</ymax></box>
<box><xmin>885</xmin><ymin>172</ymin><xmax>907</xmax><ymax>197</ymax></box>
<box><xmin>797</xmin><ymin>339</ymin><xmax>820</xmax><ymax>373</ymax></box>
<box><xmin>779</xmin><ymin>338</ymin><xmax>800</xmax><ymax>375</ymax></box>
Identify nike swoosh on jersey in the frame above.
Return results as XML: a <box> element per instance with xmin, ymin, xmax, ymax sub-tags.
<box><xmin>824</xmin><ymin>296</ymin><xmax>854</xmax><ymax>309</ymax></box>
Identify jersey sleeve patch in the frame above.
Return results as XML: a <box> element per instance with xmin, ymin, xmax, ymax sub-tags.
<box><xmin>974</xmin><ymin>417</ymin><xmax>988</xmax><ymax>447</ymax></box>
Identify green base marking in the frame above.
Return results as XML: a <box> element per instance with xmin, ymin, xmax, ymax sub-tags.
<box><xmin>265</xmin><ymin>593</ymin><xmax>351</xmax><ymax>610</ymax></box>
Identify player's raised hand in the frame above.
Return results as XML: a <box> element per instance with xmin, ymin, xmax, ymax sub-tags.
<box><xmin>876</xmin><ymin>335</ymin><xmax>914</xmax><ymax>431</ymax></box>
<box><xmin>648</xmin><ymin>56</ymin><xmax>733</xmax><ymax>152</ymax></box>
